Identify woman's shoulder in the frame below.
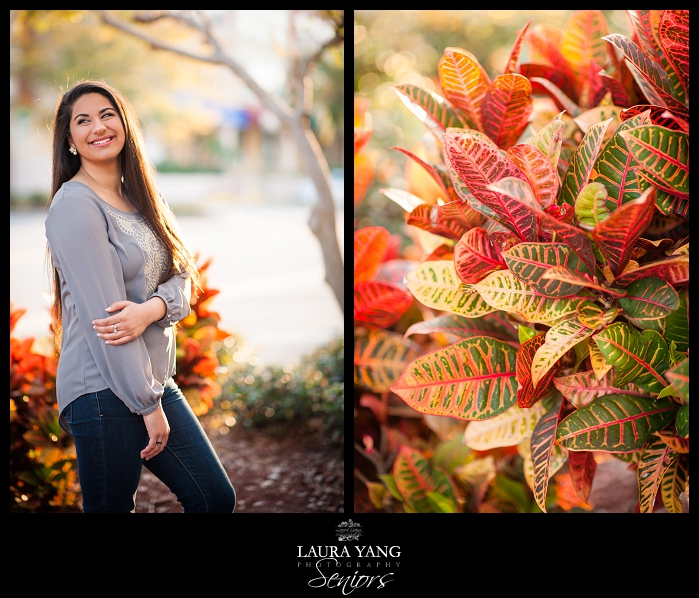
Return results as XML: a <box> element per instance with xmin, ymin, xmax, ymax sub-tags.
<box><xmin>47</xmin><ymin>182</ymin><xmax>105</xmax><ymax>226</ymax></box>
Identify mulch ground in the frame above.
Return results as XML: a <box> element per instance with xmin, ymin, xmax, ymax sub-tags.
<box><xmin>134</xmin><ymin>415</ymin><xmax>345</xmax><ymax>513</ymax></box>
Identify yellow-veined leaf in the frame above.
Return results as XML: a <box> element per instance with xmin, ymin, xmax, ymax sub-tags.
<box><xmin>438</xmin><ymin>47</ymin><xmax>490</xmax><ymax>130</ymax></box>
<box><xmin>541</xmin><ymin>267</ymin><xmax>627</xmax><ymax>297</ymax></box>
<box><xmin>474</xmin><ymin>270</ymin><xmax>590</xmax><ymax>325</ymax></box>
<box><xmin>593</xmin><ymin>322</ymin><xmax>669</xmax><ymax>393</ymax></box>
<box><xmin>503</xmin><ymin>243</ymin><xmax>590</xmax><ymax>298</ymax></box>
<box><xmin>587</xmin><ymin>337</ymin><xmax>612</xmax><ymax>380</ymax></box>
<box><xmin>393</xmin><ymin>445</ymin><xmax>456</xmax><ymax>513</ymax></box>
<box><xmin>405</xmin><ymin>260</ymin><xmax>496</xmax><ymax>318</ymax></box>
<box><xmin>618</xmin><ymin>277</ymin><xmax>680</xmax><ymax>321</ymax></box>
<box><xmin>575</xmin><ymin>182</ymin><xmax>610</xmax><ymax>230</ymax></box>
<box><xmin>463</xmin><ymin>402</ymin><xmax>548</xmax><ymax>450</ymax></box>
<box><xmin>531</xmin><ymin>317</ymin><xmax>596</xmax><ymax>388</ymax></box>
<box><xmin>555</xmin><ymin>394</ymin><xmax>678</xmax><ymax>452</ymax></box>
<box><xmin>637</xmin><ymin>435</ymin><xmax>677</xmax><ymax>513</ymax></box>
<box><xmin>354</xmin><ymin>328</ymin><xmax>421</xmax><ymax>392</ymax></box>
<box><xmin>392</xmin><ymin>83</ymin><xmax>468</xmax><ymax>141</ymax></box>
<box><xmin>553</xmin><ymin>369</ymin><xmax>648</xmax><ymax>408</ymax></box>
<box><xmin>531</xmin><ymin>392</ymin><xmax>564</xmax><ymax>512</ymax></box>
<box><xmin>390</xmin><ymin>336</ymin><xmax>518</xmax><ymax>421</ymax></box>
<box><xmin>518</xmin><ymin>439</ymin><xmax>567</xmax><ymax>497</ymax></box>
<box><xmin>660</xmin><ymin>453</ymin><xmax>688</xmax><ymax>513</ymax></box>
<box><xmin>530</xmin><ymin>110</ymin><xmax>566</xmax><ymax>174</ymax></box>
<box><xmin>664</xmin><ymin>357</ymin><xmax>688</xmax><ymax>404</ymax></box>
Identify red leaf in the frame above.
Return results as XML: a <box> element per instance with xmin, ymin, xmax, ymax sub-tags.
<box><xmin>453</xmin><ymin>227</ymin><xmax>508</xmax><ymax>284</ymax></box>
<box><xmin>567</xmin><ymin>451</ymin><xmax>597</xmax><ymax>504</ymax></box>
<box><xmin>354</xmin><ymin>281</ymin><xmax>413</xmax><ymax>329</ymax></box>
<box><xmin>516</xmin><ymin>333</ymin><xmax>557</xmax><ymax>409</ymax></box>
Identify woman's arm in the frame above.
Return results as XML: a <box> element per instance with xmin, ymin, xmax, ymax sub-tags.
<box><xmin>45</xmin><ymin>190</ymin><xmax>164</xmax><ymax>416</ymax></box>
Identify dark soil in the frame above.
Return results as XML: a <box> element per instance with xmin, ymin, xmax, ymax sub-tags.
<box><xmin>134</xmin><ymin>415</ymin><xmax>344</xmax><ymax>513</ymax></box>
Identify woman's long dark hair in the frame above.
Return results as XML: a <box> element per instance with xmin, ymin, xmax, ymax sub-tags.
<box><xmin>45</xmin><ymin>78</ymin><xmax>201</xmax><ymax>354</ymax></box>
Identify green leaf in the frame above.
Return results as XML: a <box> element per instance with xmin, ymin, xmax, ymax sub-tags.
<box><xmin>664</xmin><ymin>358</ymin><xmax>688</xmax><ymax>404</ymax></box>
<box><xmin>593</xmin><ymin>322</ymin><xmax>669</xmax><ymax>393</ymax></box>
<box><xmin>620</xmin><ymin>125</ymin><xmax>688</xmax><ymax>197</ymax></box>
<box><xmin>618</xmin><ymin>277</ymin><xmax>680</xmax><ymax>320</ymax></box>
<box><xmin>392</xmin><ymin>445</ymin><xmax>455</xmax><ymax>513</ymax></box>
<box><xmin>660</xmin><ymin>453</ymin><xmax>688</xmax><ymax>514</ymax></box>
<box><xmin>502</xmin><ymin>243</ymin><xmax>590</xmax><ymax>298</ymax></box>
<box><xmin>664</xmin><ymin>289</ymin><xmax>688</xmax><ymax>352</ymax></box>
<box><xmin>426</xmin><ymin>491</ymin><xmax>458</xmax><ymax>513</ymax></box>
<box><xmin>390</xmin><ymin>336</ymin><xmax>518</xmax><ymax>421</ymax></box>
<box><xmin>575</xmin><ymin>182</ymin><xmax>610</xmax><ymax>230</ymax></box>
<box><xmin>555</xmin><ymin>394</ymin><xmax>678</xmax><ymax>452</ymax></box>
<box><xmin>378</xmin><ymin>473</ymin><xmax>404</xmax><ymax>502</ymax></box>
<box><xmin>518</xmin><ymin>325</ymin><xmax>539</xmax><ymax>345</ymax></box>
<box><xmin>675</xmin><ymin>405</ymin><xmax>688</xmax><ymax>438</ymax></box>
<box><xmin>530</xmin><ymin>111</ymin><xmax>566</xmax><ymax>173</ymax></box>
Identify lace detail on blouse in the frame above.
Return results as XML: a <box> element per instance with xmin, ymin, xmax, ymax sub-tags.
<box><xmin>104</xmin><ymin>206</ymin><xmax>168</xmax><ymax>295</ymax></box>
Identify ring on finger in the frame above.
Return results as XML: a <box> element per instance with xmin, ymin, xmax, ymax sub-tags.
<box><xmin>112</xmin><ymin>324</ymin><xmax>117</xmax><ymax>334</ymax></box>
<box><xmin>156</xmin><ymin>440</ymin><xmax>163</xmax><ymax>446</ymax></box>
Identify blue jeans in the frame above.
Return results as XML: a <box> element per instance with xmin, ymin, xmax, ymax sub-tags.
<box><xmin>62</xmin><ymin>378</ymin><xmax>236</xmax><ymax>513</ymax></box>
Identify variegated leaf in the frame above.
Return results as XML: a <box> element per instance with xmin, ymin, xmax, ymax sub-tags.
<box><xmin>354</xmin><ymin>281</ymin><xmax>413</xmax><ymax>329</ymax></box>
<box><xmin>519</xmin><ymin>440</ymin><xmax>568</xmax><ymax>497</ymax></box>
<box><xmin>354</xmin><ymin>328</ymin><xmax>421</xmax><ymax>392</ymax></box>
<box><xmin>575</xmin><ymin>182</ymin><xmax>610</xmax><ymax>230</ymax></box>
<box><xmin>567</xmin><ymin>451</ymin><xmax>597</xmax><ymax>504</ymax></box>
<box><xmin>390</xmin><ymin>336</ymin><xmax>518</xmax><ymax>421</ymax></box>
<box><xmin>660</xmin><ymin>453</ymin><xmax>688</xmax><ymax>513</ymax></box>
<box><xmin>553</xmin><ymin>369</ymin><xmax>648</xmax><ymax>408</ymax></box>
<box><xmin>590</xmin><ymin>110</ymin><xmax>650</xmax><ymax>211</ymax></box>
<box><xmin>482</xmin><ymin>74</ymin><xmax>533</xmax><ymax>149</ymax></box>
<box><xmin>591</xmin><ymin>185</ymin><xmax>656</xmax><ymax>278</ymax></box>
<box><xmin>531</xmin><ymin>317</ymin><xmax>596</xmax><ymax>388</ymax></box>
<box><xmin>502</xmin><ymin>243</ymin><xmax>589</xmax><ymax>298</ymax></box>
<box><xmin>463</xmin><ymin>401</ymin><xmax>548</xmax><ymax>450</ymax></box>
<box><xmin>404</xmin><ymin>311</ymin><xmax>518</xmax><ymax>343</ymax></box>
<box><xmin>541</xmin><ymin>267</ymin><xmax>627</xmax><ymax>298</ymax></box>
<box><xmin>612</xmin><ymin>253</ymin><xmax>689</xmax><ymax>287</ymax></box>
<box><xmin>664</xmin><ymin>357</ymin><xmax>688</xmax><ymax>404</ymax></box>
<box><xmin>516</xmin><ymin>333</ymin><xmax>556</xmax><ymax>409</ymax></box>
<box><xmin>354</xmin><ymin>226</ymin><xmax>391</xmax><ymax>283</ymax></box>
<box><xmin>453</xmin><ymin>455</ymin><xmax>496</xmax><ymax>501</ymax></box>
<box><xmin>618</xmin><ymin>277</ymin><xmax>680</xmax><ymax>321</ymax></box>
<box><xmin>474</xmin><ymin>270</ymin><xmax>589</xmax><ymax>325</ymax></box>
<box><xmin>407</xmin><ymin>203</ymin><xmax>467</xmax><ymax>241</ymax></box>
<box><xmin>619</xmin><ymin>104</ymin><xmax>686</xmax><ymax>131</ymax></box>
<box><xmin>506</xmin><ymin>143</ymin><xmax>559</xmax><ymax>208</ymax></box>
<box><xmin>658</xmin><ymin>10</ymin><xmax>689</xmax><ymax>101</ymax></box>
<box><xmin>438</xmin><ymin>47</ymin><xmax>490</xmax><ymax>131</ymax></box>
<box><xmin>664</xmin><ymin>289</ymin><xmax>688</xmax><ymax>352</ymax></box>
<box><xmin>531</xmin><ymin>392</ymin><xmax>564</xmax><ymax>512</ymax></box>
<box><xmin>454</xmin><ymin>227</ymin><xmax>507</xmax><ymax>284</ymax></box>
<box><xmin>438</xmin><ymin>199</ymin><xmax>488</xmax><ymax>231</ymax></box>
<box><xmin>555</xmin><ymin>394</ymin><xmax>678</xmax><ymax>452</ymax></box>
<box><xmin>573</xmin><ymin>105</ymin><xmax>623</xmax><ymax>140</ymax></box>
<box><xmin>391</xmin><ymin>84</ymin><xmax>467</xmax><ymax>140</ymax></box>
<box><xmin>559</xmin><ymin>118</ymin><xmax>614</xmax><ymax>207</ymax></box>
<box><xmin>530</xmin><ymin>110</ymin><xmax>566</xmax><ymax>173</ymax></box>
<box><xmin>561</xmin><ymin>10</ymin><xmax>609</xmax><ymax>71</ymax></box>
<box><xmin>405</xmin><ymin>260</ymin><xmax>495</xmax><ymax>318</ymax></box>
<box><xmin>593</xmin><ymin>322</ymin><xmax>669</xmax><ymax>393</ymax></box>
<box><xmin>637</xmin><ymin>436</ymin><xmax>677</xmax><ymax>513</ymax></box>
<box><xmin>619</xmin><ymin>125</ymin><xmax>688</xmax><ymax>197</ymax></box>
<box><xmin>393</xmin><ymin>445</ymin><xmax>455</xmax><ymax>513</ymax></box>
<box><xmin>588</xmin><ymin>337</ymin><xmax>613</xmax><ymax>380</ymax></box>
<box><xmin>601</xmin><ymin>33</ymin><xmax>676</xmax><ymax>100</ymax></box>
<box><xmin>443</xmin><ymin>133</ymin><xmax>536</xmax><ymax>240</ymax></box>
<box><xmin>653</xmin><ymin>430</ymin><xmax>689</xmax><ymax>454</ymax></box>
<box><xmin>488</xmin><ymin>176</ymin><xmax>597</xmax><ymax>274</ymax></box>
<box><xmin>576</xmin><ymin>301</ymin><xmax>621</xmax><ymax>329</ymax></box>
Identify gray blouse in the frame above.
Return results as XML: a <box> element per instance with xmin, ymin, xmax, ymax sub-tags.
<box><xmin>45</xmin><ymin>181</ymin><xmax>191</xmax><ymax>427</ymax></box>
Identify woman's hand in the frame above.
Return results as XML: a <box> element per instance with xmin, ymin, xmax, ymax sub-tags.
<box><xmin>141</xmin><ymin>405</ymin><xmax>170</xmax><ymax>460</ymax></box>
<box><xmin>92</xmin><ymin>298</ymin><xmax>166</xmax><ymax>345</ymax></box>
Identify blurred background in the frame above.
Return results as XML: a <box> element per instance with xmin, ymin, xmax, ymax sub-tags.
<box><xmin>354</xmin><ymin>10</ymin><xmax>632</xmax><ymax>244</ymax></box>
<box><xmin>10</xmin><ymin>9</ymin><xmax>345</xmax><ymax>367</ymax></box>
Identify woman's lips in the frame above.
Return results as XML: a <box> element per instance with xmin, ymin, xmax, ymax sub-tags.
<box><xmin>90</xmin><ymin>136</ymin><xmax>114</xmax><ymax>146</ymax></box>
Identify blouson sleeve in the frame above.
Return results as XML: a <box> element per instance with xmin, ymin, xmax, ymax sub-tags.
<box><xmin>45</xmin><ymin>193</ymin><xmax>163</xmax><ymax>415</ymax></box>
<box><xmin>150</xmin><ymin>272</ymin><xmax>192</xmax><ymax>328</ymax></box>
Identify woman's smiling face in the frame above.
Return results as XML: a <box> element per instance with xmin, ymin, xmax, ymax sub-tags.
<box><xmin>68</xmin><ymin>92</ymin><xmax>125</xmax><ymax>162</ymax></box>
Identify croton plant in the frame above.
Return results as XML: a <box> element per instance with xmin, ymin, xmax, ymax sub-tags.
<box><xmin>354</xmin><ymin>10</ymin><xmax>688</xmax><ymax>514</ymax></box>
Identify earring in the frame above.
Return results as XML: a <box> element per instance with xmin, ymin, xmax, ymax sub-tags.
<box><xmin>69</xmin><ymin>146</ymin><xmax>77</xmax><ymax>155</ymax></box>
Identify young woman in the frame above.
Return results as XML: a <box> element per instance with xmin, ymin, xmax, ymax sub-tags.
<box><xmin>45</xmin><ymin>79</ymin><xmax>236</xmax><ymax>513</ymax></box>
